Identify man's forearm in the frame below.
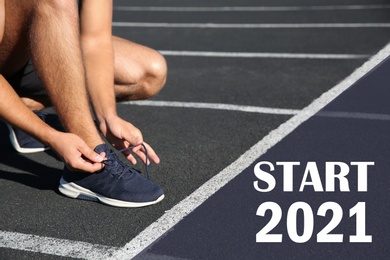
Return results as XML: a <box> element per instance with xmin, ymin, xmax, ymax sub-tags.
<box><xmin>82</xmin><ymin>39</ymin><xmax>117</xmax><ymax>124</ymax></box>
<box><xmin>0</xmin><ymin>75</ymin><xmax>58</xmax><ymax>146</ymax></box>
<box><xmin>29</xmin><ymin>1</ymin><xmax>103</xmax><ymax>148</ymax></box>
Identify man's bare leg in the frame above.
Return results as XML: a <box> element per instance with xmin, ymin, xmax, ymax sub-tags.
<box><xmin>8</xmin><ymin>36</ymin><xmax>167</xmax><ymax>112</ymax></box>
<box><xmin>113</xmin><ymin>36</ymin><xmax>167</xmax><ymax>101</ymax></box>
<box><xmin>22</xmin><ymin>36</ymin><xmax>168</xmax><ymax>106</ymax></box>
<box><xmin>28</xmin><ymin>0</ymin><xmax>103</xmax><ymax>148</ymax></box>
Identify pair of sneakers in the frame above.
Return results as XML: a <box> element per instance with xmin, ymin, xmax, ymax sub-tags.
<box><xmin>7</xmin><ymin>111</ymin><xmax>164</xmax><ymax>207</ymax></box>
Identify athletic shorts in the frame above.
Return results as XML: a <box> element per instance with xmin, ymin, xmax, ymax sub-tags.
<box><xmin>6</xmin><ymin>60</ymin><xmax>46</xmax><ymax>97</ymax></box>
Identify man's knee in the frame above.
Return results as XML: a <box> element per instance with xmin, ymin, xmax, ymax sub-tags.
<box><xmin>113</xmin><ymin>38</ymin><xmax>168</xmax><ymax>100</ymax></box>
<box><xmin>145</xmin><ymin>51</ymin><xmax>167</xmax><ymax>97</ymax></box>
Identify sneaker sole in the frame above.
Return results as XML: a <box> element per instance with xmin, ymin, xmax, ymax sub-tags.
<box><xmin>6</xmin><ymin>124</ymin><xmax>49</xmax><ymax>153</ymax></box>
<box><xmin>58</xmin><ymin>177</ymin><xmax>164</xmax><ymax>208</ymax></box>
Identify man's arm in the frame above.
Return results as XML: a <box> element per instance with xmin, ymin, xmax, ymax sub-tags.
<box><xmin>80</xmin><ymin>0</ymin><xmax>159</xmax><ymax>165</ymax></box>
<box><xmin>79</xmin><ymin>0</ymin><xmax>116</xmax><ymax>121</ymax></box>
<box><xmin>0</xmin><ymin>75</ymin><xmax>104</xmax><ymax>172</ymax></box>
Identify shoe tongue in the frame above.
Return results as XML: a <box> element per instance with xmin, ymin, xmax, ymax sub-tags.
<box><xmin>94</xmin><ymin>143</ymin><xmax>111</xmax><ymax>154</ymax></box>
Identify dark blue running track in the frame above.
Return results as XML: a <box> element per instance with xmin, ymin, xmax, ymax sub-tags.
<box><xmin>134</xmin><ymin>57</ymin><xmax>390</xmax><ymax>260</ymax></box>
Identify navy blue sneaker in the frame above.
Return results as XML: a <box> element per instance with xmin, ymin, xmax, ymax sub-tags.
<box><xmin>7</xmin><ymin>110</ymin><xmax>64</xmax><ymax>153</ymax></box>
<box><xmin>58</xmin><ymin>144</ymin><xmax>164</xmax><ymax>207</ymax></box>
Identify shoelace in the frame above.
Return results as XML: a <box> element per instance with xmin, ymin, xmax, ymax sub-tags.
<box><xmin>103</xmin><ymin>143</ymin><xmax>151</xmax><ymax>180</ymax></box>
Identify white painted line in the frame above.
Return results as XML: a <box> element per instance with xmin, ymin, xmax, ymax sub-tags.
<box><xmin>113</xmin><ymin>5</ymin><xmax>390</xmax><ymax>12</ymax></box>
<box><xmin>110</xmin><ymin>43</ymin><xmax>390</xmax><ymax>260</ymax></box>
<box><xmin>159</xmin><ymin>50</ymin><xmax>369</xmax><ymax>59</ymax></box>
<box><xmin>113</xmin><ymin>22</ymin><xmax>390</xmax><ymax>29</ymax></box>
<box><xmin>0</xmin><ymin>230</ymin><xmax>118</xmax><ymax>259</ymax></box>
<box><xmin>123</xmin><ymin>100</ymin><xmax>300</xmax><ymax>116</ymax></box>
<box><xmin>317</xmin><ymin>111</ymin><xmax>390</xmax><ymax>121</ymax></box>
<box><xmin>123</xmin><ymin>101</ymin><xmax>390</xmax><ymax>121</ymax></box>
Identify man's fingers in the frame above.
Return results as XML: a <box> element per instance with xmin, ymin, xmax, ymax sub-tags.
<box><xmin>131</xmin><ymin>142</ymin><xmax>160</xmax><ymax>165</ymax></box>
<box><xmin>123</xmin><ymin>125</ymin><xmax>143</xmax><ymax>146</ymax></box>
<box><xmin>74</xmin><ymin>159</ymin><xmax>104</xmax><ymax>173</ymax></box>
<box><xmin>142</xmin><ymin>142</ymin><xmax>160</xmax><ymax>164</ymax></box>
<box><xmin>125</xmin><ymin>154</ymin><xmax>137</xmax><ymax>165</ymax></box>
<box><xmin>79</xmin><ymin>144</ymin><xmax>105</xmax><ymax>163</ymax></box>
<box><xmin>132</xmin><ymin>148</ymin><xmax>147</xmax><ymax>165</ymax></box>
<box><xmin>70</xmin><ymin>144</ymin><xmax>106</xmax><ymax>173</ymax></box>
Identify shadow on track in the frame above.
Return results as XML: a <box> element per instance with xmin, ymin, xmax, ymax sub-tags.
<box><xmin>0</xmin><ymin>121</ymin><xmax>63</xmax><ymax>191</ymax></box>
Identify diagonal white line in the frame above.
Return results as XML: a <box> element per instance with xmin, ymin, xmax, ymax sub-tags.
<box><xmin>113</xmin><ymin>5</ymin><xmax>390</xmax><ymax>12</ymax></box>
<box><xmin>159</xmin><ymin>50</ymin><xmax>369</xmax><ymax>59</ymax></box>
<box><xmin>109</xmin><ymin>43</ymin><xmax>390</xmax><ymax>260</ymax></box>
<box><xmin>112</xmin><ymin>22</ymin><xmax>390</xmax><ymax>28</ymax></box>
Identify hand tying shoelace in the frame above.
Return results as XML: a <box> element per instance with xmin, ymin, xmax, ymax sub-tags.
<box><xmin>102</xmin><ymin>143</ymin><xmax>151</xmax><ymax>180</ymax></box>
<box><xmin>59</xmin><ymin>143</ymin><xmax>164</xmax><ymax>207</ymax></box>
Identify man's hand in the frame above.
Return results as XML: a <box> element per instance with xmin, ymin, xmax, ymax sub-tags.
<box><xmin>99</xmin><ymin>115</ymin><xmax>160</xmax><ymax>165</ymax></box>
<box><xmin>49</xmin><ymin>132</ymin><xmax>105</xmax><ymax>172</ymax></box>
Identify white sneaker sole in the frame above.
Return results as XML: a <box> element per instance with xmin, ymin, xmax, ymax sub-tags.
<box><xmin>7</xmin><ymin>124</ymin><xmax>49</xmax><ymax>153</ymax></box>
<box><xmin>58</xmin><ymin>177</ymin><xmax>164</xmax><ymax>208</ymax></box>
